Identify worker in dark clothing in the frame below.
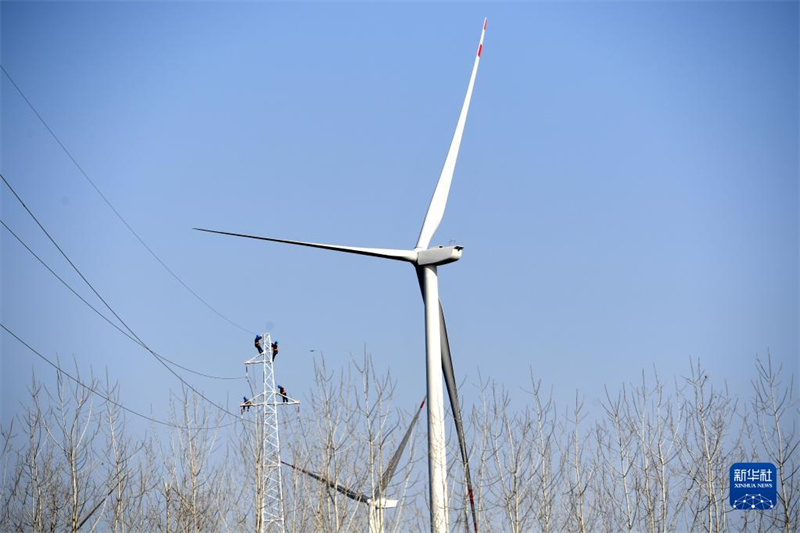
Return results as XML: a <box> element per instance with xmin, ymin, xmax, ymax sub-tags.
<box><xmin>278</xmin><ymin>385</ymin><xmax>288</xmax><ymax>403</ymax></box>
<box><xmin>254</xmin><ymin>335</ymin><xmax>265</xmax><ymax>355</ymax></box>
<box><xmin>271</xmin><ymin>341</ymin><xmax>279</xmax><ymax>361</ymax></box>
<box><xmin>241</xmin><ymin>396</ymin><xmax>252</xmax><ymax>414</ymax></box>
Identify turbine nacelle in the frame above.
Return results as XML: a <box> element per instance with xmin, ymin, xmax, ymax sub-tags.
<box><xmin>415</xmin><ymin>245</ymin><xmax>463</xmax><ymax>267</ymax></box>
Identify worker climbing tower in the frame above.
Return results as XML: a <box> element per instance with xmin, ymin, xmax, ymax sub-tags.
<box><xmin>242</xmin><ymin>333</ymin><xmax>299</xmax><ymax>533</ymax></box>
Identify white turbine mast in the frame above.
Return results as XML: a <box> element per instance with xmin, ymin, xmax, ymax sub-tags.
<box><xmin>282</xmin><ymin>399</ymin><xmax>425</xmax><ymax>533</ymax></box>
<box><xmin>198</xmin><ymin>18</ymin><xmax>486</xmax><ymax>533</ymax></box>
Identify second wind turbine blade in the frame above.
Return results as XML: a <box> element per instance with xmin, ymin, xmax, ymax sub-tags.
<box><xmin>376</xmin><ymin>397</ymin><xmax>426</xmax><ymax>498</ymax></box>
<box><xmin>282</xmin><ymin>461</ymin><xmax>368</xmax><ymax>503</ymax></box>
<box><xmin>439</xmin><ymin>302</ymin><xmax>479</xmax><ymax>533</ymax></box>
<box><xmin>194</xmin><ymin>228</ymin><xmax>417</xmax><ymax>262</ymax></box>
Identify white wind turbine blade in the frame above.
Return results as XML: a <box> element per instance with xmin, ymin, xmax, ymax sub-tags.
<box><xmin>194</xmin><ymin>228</ymin><xmax>417</xmax><ymax>262</ymax></box>
<box><xmin>283</xmin><ymin>399</ymin><xmax>422</xmax><ymax>533</ymax></box>
<box><xmin>438</xmin><ymin>303</ymin><xmax>478</xmax><ymax>533</ymax></box>
<box><xmin>376</xmin><ymin>398</ymin><xmax>426</xmax><ymax>498</ymax></box>
<box><xmin>281</xmin><ymin>461</ymin><xmax>369</xmax><ymax>503</ymax></box>
<box><xmin>282</xmin><ymin>398</ymin><xmax>425</xmax><ymax>505</ymax></box>
<box><xmin>416</xmin><ymin>18</ymin><xmax>486</xmax><ymax>250</ymax></box>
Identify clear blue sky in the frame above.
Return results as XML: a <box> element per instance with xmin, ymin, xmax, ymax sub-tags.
<box><xmin>2</xmin><ymin>2</ymin><xmax>797</xmax><ymax>431</ymax></box>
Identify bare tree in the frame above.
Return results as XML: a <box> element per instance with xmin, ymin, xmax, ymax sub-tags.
<box><xmin>285</xmin><ymin>355</ymin><xmax>360</xmax><ymax>532</ymax></box>
<box><xmin>0</xmin><ymin>418</ymin><xmax>18</xmax><ymax>528</ymax></box>
<box><xmin>751</xmin><ymin>352</ymin><xmax>799</xmax><ymax>532</ymax></box>
<box><xmin>526</xmin><ymin>373</ymin><xmax>557</xmax><ymax>533</ymax></box>
<box><xmin>1</xmin><ymin>367</ymin><xmax>146</xmax><ymax>532</ymax></box>
<box><xmin>280</xmin><ymin>352</ymin><xmax>424</xmax><ymax>533</ymax></box>
<box><xmin>597</xmin><ymin>384</ymin><xmax>637</xmax><ymax>532</ymax></box>
<box><xmin>562</xmin><ymin>392</ymin><xmax>593</xmax><ymax>533</ymax></box>
<box><xmin>467</xmin><ymin>373</ymin><xmax>497</xmax><ymax>532</ymax></box>
<box><xmin>100</xmin><ymin>371</ymin><xmax>152</xmax><ymax>533</ymax></box>
<box><xmin>629</xmin><ymin>368</ymin><xmax>686</xmax><ymax>532</ymax></box>
<box><xmin>4</xmin><ymin>350</ymin><xmax>797</xmax><ymax>532</ymax></box>
<box><xmin>678</xmin><ymin>359</ymin><xmax>742</xmax><ymax>532</ymax></box>
<box><xmin>485</xmin><ymin>383</ymin><xmax>538</xmax><ymax>533</ymax></box>
<box><xmin>3</xmin><ymin>373</ymin><xmax>59</xmax><ymax>531</ymax></box>
<box><xmin>154</xmin><ymin>387</ymin><xmax>228</xmax><ymax>532</ymax></box>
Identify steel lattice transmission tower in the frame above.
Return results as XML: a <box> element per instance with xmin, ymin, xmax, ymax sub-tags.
<box><xmin>243</xmin><ymin>333</ymin><xmax>299</xmax><ymax>533</ymax></box>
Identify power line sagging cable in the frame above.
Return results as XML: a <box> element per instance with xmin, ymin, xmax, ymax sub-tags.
<box><xmin>0</xmin><ymin>64</ymin><xmax>254</xmax><ymax>336</ymax></box>
<box><xmin>0</xmin><ymin>218</ymin><xmax>244</xmax><ymax>381</ymax></box>
<box><xmin>1</xmin><ymin>172</ymin><xmax>242</xmax><ymax>422</ymax></box>
<box><xmin>1</xmin><ymin>323</ymin><xmax>238</xmax><ymax>431</ymax></box>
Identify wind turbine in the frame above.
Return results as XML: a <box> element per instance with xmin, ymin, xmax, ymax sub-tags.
<box><xmin>198</xmin><ymin>18</ymin><xmax>486</xmax><ymax>533</ymax></box>
<box><xmin>282</xmin><ymin>399</ymin><xmax>425</xmax><ymax>533</ymax></box>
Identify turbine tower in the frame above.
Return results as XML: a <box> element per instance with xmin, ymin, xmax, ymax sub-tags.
<box><xmin>200</xmin><ymin>19</ymin><xmax>486</xmax><ymax>533</ymax></box>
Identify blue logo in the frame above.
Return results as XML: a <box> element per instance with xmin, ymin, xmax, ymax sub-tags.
<box><xmin>730</xmin><ymin>463</ymin><xmax>777</xmax><ymax>510</ymax></box>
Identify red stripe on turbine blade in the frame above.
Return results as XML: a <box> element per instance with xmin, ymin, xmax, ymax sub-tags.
<box><xmin>469</xmin><ymin>489</ymin><xmax>477</xmax><ymax>532</ymax></box>
<box><xmin>483</xmin><ymin>18</ymin><xmax>487</xmax><ymax>30</ymax></box>
<box><xmin>477</xmin><ymin>43</ymin><xmax>483</xmax><ymax>57</ymax></box>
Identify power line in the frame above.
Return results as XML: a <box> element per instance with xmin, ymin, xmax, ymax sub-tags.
<box><xmin>0</xmin><ymin>63</ymin><xmax>254</xmax><ymax>336</ymax></box>
<box><xmin>1</xmin><ymin>218</ymin><xmax>244</xmax><ymax>381</ymax></box>
<box><xmin>1</xmin><ymin>323</ymin><xmax>237</xmax><ymax>431</ymax></box>
<box><xmin>1</xmin><ymin>172</ymin><xmax>242</xmax><ymax>422</ymax></box>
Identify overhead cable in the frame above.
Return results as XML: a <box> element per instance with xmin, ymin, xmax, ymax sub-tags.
<box><xmin>1</xmin><ymin>218</ymin><xmax>244</xmax><ymax>381</ymax></box>
<box><xmin>1</xmin><ymin>323</ymin><xmax>237</xmax><ymax>431</ymax></box>
<box><xmin>0</xmin><ymin>64</ymin><xmax>254</xmax><ymax>336</ymax></box>
<box><xmin>1</xmin><ymin>172</ymin><xmax>242</xmax><ymax>422</ymax></box>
